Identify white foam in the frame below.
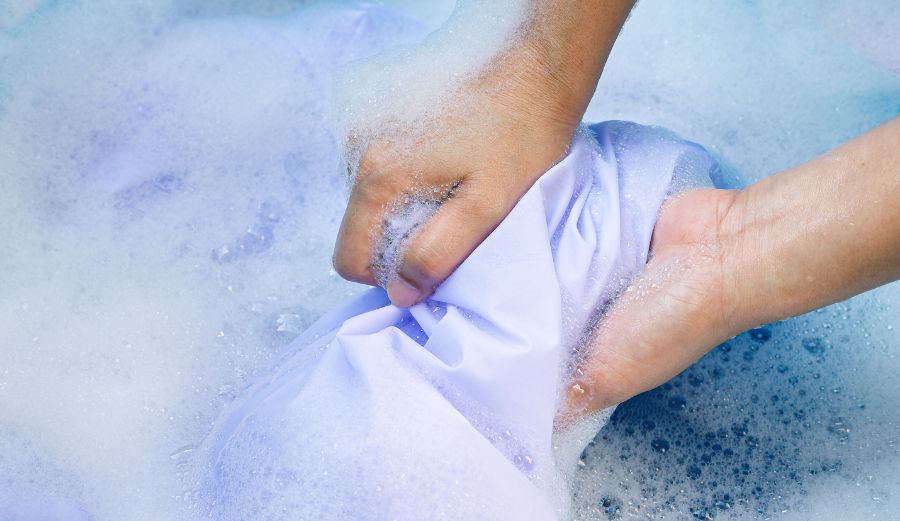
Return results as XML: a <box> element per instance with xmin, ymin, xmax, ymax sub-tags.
<box><xmin>334</xmin><ymin>0</ymin><xmax>529</xmax><ymax>156</ymax></box>
<box><xmin>0</xmin><ymin>3</ymin><xmax>441</xmax><ymax>519</ymax></box>
<box><xmin>1</xmin><ymin>1</ymin><xmax>898</xmax><ymax>520</ymax></box>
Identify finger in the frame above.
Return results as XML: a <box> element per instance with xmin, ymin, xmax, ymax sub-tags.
<box><xmin>386</xmin><ymin>180</ymin><xmax>513</xmax><ymax>307</ymax></box>
<box><xmin>565</xmin><ymin>302</ymin><xmax>649</xmax><ymax>417</ymax></box>
<box><xmin>333</xmin><ymin>171</ymin><xmax>402</xmax><ymax>286</ymax></box>
<box><xmin>565</xmin><ymin>248</ymin><xmax>731</xmax><ymax>419</ymax></box>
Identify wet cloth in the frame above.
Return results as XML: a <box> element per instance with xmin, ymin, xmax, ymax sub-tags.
<box><xmin>196</xmin><ymin>121</ymin><xmax>719</xmax><ymax>520</ymax></box>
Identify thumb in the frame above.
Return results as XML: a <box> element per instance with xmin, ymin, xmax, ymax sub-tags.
<box><xmin>385</xmin><ymin>181</ymin><xmax>513</xmax><ymax>307</ymax></box>
<box><xmin>565</xmin><ymin>247</ymin><xmax>734</xmax><ymax>417</ymax></box>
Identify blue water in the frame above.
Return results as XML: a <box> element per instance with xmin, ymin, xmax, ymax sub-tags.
<box><xmin>574</xmin><ymin>2</ymin><xmax>900</xmax><ymax>518</ymax></box>
<box><xmin>0</xmin><ymin>1</ymin><xmax>897</xmax><ymax>520</ymax></box>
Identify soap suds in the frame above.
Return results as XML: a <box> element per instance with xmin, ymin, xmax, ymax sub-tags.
<box><xmin>1</xmin><ymin>1</ymin><xmax>898</xmax><ymax>520</ymax></box>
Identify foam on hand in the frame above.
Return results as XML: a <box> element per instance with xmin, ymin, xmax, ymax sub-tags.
<box><xmin>371</xmin><ymin>192</ymin><xmax>444</xmax><ymax>288</ymax></box>
<box><xmin>334</xmin><ymin>0</ymin><xmax>529</xmax><ymax>178</ymax></box>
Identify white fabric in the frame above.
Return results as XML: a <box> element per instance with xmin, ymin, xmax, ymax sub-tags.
<box><xmin>196</xmin><ymin>121</ymin><xmax>718</xmax><ymax>520</ymax></box>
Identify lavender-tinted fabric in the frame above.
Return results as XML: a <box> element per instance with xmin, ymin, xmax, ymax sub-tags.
<box><xmin>198</xmin><ymin>121</ymin><xmax>718</xmax><ymax>520</ymax></box>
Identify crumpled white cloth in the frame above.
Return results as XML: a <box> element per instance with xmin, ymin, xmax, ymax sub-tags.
<box><xmin>196</xmin><ymin>121</ymin><xmax>718</xmax><ymax>520</ymax></box>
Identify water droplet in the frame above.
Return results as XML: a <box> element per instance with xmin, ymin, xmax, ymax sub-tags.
<box><xmin>513</xmin><ymin>453</ymin><xmax>534</xmax><ymax>471</ymax></box>
<box><xmin>748</xmin><ymin>327</ymin><xmax>772</xmax><ymax>342</ymax></box>
<box><xmin>651</xmin><ymin>438</ymin><xmax>670</xmax><ymax>453</ymax></box>
<box><xmin>668</xmin><ymin>396</ymin><xmax>687</xmax><ymax>411</ymax></box>
<box><xmin>169</xmin><ymin>444</ymin><xmax>196</xmax><ymax>462</ymax></box>
<box><xmin>827</xmin><ymin>417</ymin><xmax>851</xmax><ymax>441</ymax></box>
<box><xmin>802</xmin><ymin>337</ymin><xmax>825</xmax><ymax>354</ymax></box>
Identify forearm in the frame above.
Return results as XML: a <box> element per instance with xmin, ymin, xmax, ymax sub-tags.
<box><xmin>518</xmin><ymin>0</ymin><xmax>635</xmax><ymax>125</ymax></box>
<box><xmin>333</xmin><ymin>1</ymin><xmax>635</xmax><ymax>304</ymax></box>
<box><xmin>723</xmin><ymin>117</ymin><xmax>900</xmax><ymax>332</ymax></box>
<box><xmin>566</xmin><ymin>118</ymin><xmax>900</xmax><ymax>415</ymax></box>
<box><xmin>480</xmin><ymin>0</ymin><xmax>634</xmax><ymax>130</ymax></box>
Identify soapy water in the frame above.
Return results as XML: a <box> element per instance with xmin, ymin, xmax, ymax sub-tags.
<box><xmin>574</xmin><ymin>302</ymin><xmax>900</xmax><ymax>520</ymax></box>
<box><xmin>1</xmin><ymin>0</ymin><xmax>898</xmax><ymax>520</ymax></box>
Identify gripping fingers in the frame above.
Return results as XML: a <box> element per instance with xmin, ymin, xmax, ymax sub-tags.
<box><xmin>386</xmin><ymin>184</ymin><xmax>509</xmax><ymax>307</ymax></box>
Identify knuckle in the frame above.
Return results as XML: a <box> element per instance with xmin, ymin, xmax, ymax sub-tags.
<box><xmin>351</xmin><ymin>175</ymin><xmax>381</xmax><ymax>203</ymax></box>
<box><xmin>350</xmin><ymin>179</ymin><xmax>396</xmax><ymax>215</ymax></box>
<box><xmin>405</xmin><ymin>241</ymin><xmax>448</xmax><ymax>283</ymax></box>
<box><xmin>331</xmin><ymin>250</ymin><xmax>355</xmax><ymax>279</ymax></box>
<box><xmin>357</xmin><ymin>143</ymin><xmax>394</xmax><ymax>177</ymax></box>
<box><xmin>332</xmin><ymin>244</ymin><xmax>368</xmax><ymax>283</ymax></box>
<box><xmin>468</xmin><ymin>196</ymin><xmax>505</xmax><ymax>223</ymax></box>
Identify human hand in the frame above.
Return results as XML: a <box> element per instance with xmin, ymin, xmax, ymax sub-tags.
<box><xmin>565</xmin><ymin>117</ymin><xmax>900</xmax><ymax>416</ymax></box>
<box><xmin>332</xmin><ymin>46</ymin><xmax>582</xmax><ymax>306</ymax></box>
<box><xmin>332</xmin><ymin>1</ymin><xmax>636</xmax><ymax>307</ymax></box>
<box><xmin>565</xmin><ymin>188</ymin><xmax>744</xmax><ymax>414</ymax></box>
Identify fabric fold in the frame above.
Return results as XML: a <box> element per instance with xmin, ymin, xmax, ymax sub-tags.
<box><xmin>193</xmin><ymin>121</ymin><xmax>719</xmax><ymax>521</ymax></box>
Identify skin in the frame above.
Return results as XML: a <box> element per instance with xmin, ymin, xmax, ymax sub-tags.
<box><xmin>332</xmin><ymin>2</ymin><xmax>900</xmax><ymax>416</ymax></box>
<box><xmin>568</xmin><ymin>117</ymin><xmax>900</xmax><ymax>415</ymax></box>
<box><xmin>332</xmin><ymin>0</ymin><xmax>636</xmax><ymax>306</ymax></box>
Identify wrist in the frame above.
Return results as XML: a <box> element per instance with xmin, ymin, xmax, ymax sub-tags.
<box><xmin>523</xmin><ymin>0</ymin><xmax>634</xmax><ymax>114</ymax></box>
<box><xmin>484</xmin><ymin>0</ymin><xmax>634</xmax><ymax>131</ymax></box>
<box><xmin>717</xmin><ymin>183</ymin><xmax>802</xmax><ymax>334</ymax></box>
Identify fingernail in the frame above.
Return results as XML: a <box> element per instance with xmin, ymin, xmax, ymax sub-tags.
<box><xmin>567</xmin><ymin>381</ymin><xmax>595</xmax><ymax>414</ymax></box>
<box><xmin>387</xmin><ymin>276</ymin><xmax>422</xmax><ymax>308</ymax></box>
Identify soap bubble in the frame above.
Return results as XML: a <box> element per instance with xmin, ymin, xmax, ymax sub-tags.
<box><xmin>2</xmin><ymin>0</ymin><xmax>899</xmax><ymax>520</ymax></box>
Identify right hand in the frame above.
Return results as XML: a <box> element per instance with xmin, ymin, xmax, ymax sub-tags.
<box><xmin>332</xmin><ymin>46</ymin><xmax>584</xmax><ymax>307</ymax></box>
<box><xmin>564</xmin><ymin>117</ymin><xmax>900</xmax><ymax>418</ymax></box>
<box><xmin>332</xmin><ymin>0</ymin><xmax>637</xmax><ymax>307</ymax></box>
<box><xmin>566</xmin><ymin>188</ymin><xmax>743</xmax><ymax>414</ymax></box>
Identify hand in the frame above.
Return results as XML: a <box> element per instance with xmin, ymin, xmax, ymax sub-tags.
<box><xmin>332</xmin><ymin>46</ymin><xmax>581</xmax><ymax>307</ymax></box>
<box><xmin>566</xmin><ymin>188</ymin><xmax>742</xmax><ymax>413</ymax></box>
<box><xmin>566</xmin><ymin>117</ymin><xmax>900</xmax><ymax>417</ymax></box>
<box><xmin>332</xmin><ymin>0</ymin><xmax>636</xmax><ymax>307</ymax></box>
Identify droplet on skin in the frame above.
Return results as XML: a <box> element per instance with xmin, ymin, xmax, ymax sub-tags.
<box><xmin>568</xmin><ymin>381</ymin><xmax>590</xmax><ymax>412</ymax></box>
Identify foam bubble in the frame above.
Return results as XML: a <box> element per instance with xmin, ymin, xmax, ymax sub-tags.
<box><xmin>0</xmin><ymin>2</ymin><xmax>443</xmax><ymax>519</ymax></box>
<box><xmin>334</xmin><ymin>0</ymin><xmax>529</xmax><ymax>146</ymax></box>
<box><xmin>1</xmin><ymin>1</ymin><xmax>898</xmax><ymax>520</ymax></box>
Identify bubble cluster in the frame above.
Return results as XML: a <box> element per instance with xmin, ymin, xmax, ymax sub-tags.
<box><xmin>573</xmin><ymin>297</ymin><xmax>900</xmax><ymax>520</ymax></box>
<box><xmin>1</xmin><ymin>0</ymin><xmax>898</xmax><ymax>520</ymax></box>
<box><xmin>0</xmin><ymin>2</ymin><xmax>446</xmax><ymax>519</ymax></box>
<box><xmin>372</xmin><ymin>192</ymin><xmax>445</xmax><ymax>286</ymax></box>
